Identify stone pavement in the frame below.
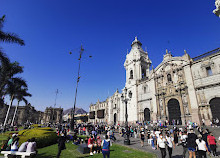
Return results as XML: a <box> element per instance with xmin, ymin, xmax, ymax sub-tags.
<box><xmin>114</xmin><ymin>133</ymin><xmax>184</xmax><ymax>158</ymax></box>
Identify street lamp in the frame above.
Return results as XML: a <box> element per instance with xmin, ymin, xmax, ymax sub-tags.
<box><xmin>121</xmin><ymin>87</ymin><xmax>132</xmax><ymax>145</ymax></box>
<box><xmin>69</xmin><ymin>45</ymin><xmax>92</xmax><ymax>132</ymax></box>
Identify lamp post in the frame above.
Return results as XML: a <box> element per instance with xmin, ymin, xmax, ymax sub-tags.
<box><xmin>70</xmin><ymin>45</ymin><xmax>84</xmax><ymax>132</ymax></box>
<box><xmin>121</xmin><ymin>87</ymin><xmax>132</xmax><ymax>145</ymax></box>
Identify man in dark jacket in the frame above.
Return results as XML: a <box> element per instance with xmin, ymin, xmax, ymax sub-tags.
<box><xmin>57</xmin><ymin>133</ymin><xmax>66</xmax><ymax>158</ymax></box>
<box><xmin>187</xmin><ymin>129</ymin><xmax>197</xmax><ymax>158</ymax></box>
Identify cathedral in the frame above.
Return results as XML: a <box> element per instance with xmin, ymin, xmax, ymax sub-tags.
<box><xmin>89</xmin><ymin>37</ymin><xmax>220</xmax><ymax>126</ymax></box>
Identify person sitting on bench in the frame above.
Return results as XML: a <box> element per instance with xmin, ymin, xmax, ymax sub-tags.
<box><xmin>18</xmin><ymin>139</ymin><xmax>29</xmax><ymax>152</ymax></box>
<box><xmin>11</xmin><ymin>137</ymin><xmax>19</xmax><ymax>151</ymax></box>
<box><xmin>88</xmin><ymin>135</ymin><xmax>94</xmax><ymax>155</ymax></box>
<box><xmin>26</xmin><ymin>138</ymin><xmax>37</xmax><ymax>153</ymax></box>
<box><xmin>97</xmin><ymin>136</ymin><xmax>102</xmax><ymax>153</ymax></box>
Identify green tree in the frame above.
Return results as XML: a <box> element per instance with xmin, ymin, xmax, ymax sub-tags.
<box><xmin>0</xmin><ymin>14</ymin><xmax>25</xmax><ymax>102</ymax></box>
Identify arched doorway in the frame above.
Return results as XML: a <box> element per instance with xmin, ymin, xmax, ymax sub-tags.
<box><xmin>144</xmin><ymin>108</ymin><xmax>150</xmax><ymax>121</ymax></box>
<box><xmin>114</xmin><ymin>113</ymin><xmax>117</xmax><ymax>125</ymax></box>
<box><xmin>168</xmin><ymin>99</ymin><xmax>182</xmax><ymax>125</ymax></box>
<box><xmin>210</xmin><ymin>97</ymin><xmax>220</xmax><ymax>121</ymax></box>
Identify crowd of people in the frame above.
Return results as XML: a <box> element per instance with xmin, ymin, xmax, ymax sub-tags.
<box><xmin>118</xmin><ymin>124</ymin><xmax>220</xmax><ymax>158</ymax></box>
<box><xmin>1</xmin><ymin>121</ymin><xmax>220</xmax><ymax>158</ymax></box>
<box><xmin>55</xmin><ymin>124</ymin><xmax>115</xmax><ymax>158</ymax></box>
<box><xmin>53</xmin><ymin>120</ymin><xmax>220</xmax><ymax>158</ymax></box>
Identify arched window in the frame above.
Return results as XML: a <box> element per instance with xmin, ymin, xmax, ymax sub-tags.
<box><xmin>167</xmin><ymin>74</ymin><xmax>172</xmax><ymax>82</ymax></box>
<box><xmin>142</xmin><ymin>68</ymin><xmax>146</xmax><ymax>79</ymax></box>
<box><xmin>143</xmin><ymin>85</ymin><xmax>148</xmax><ymax>93</ymax></box>
<box><xmin>130</xmin><ymin>70</ymin><xmax>133</xmax><ymax>79</ymax></box>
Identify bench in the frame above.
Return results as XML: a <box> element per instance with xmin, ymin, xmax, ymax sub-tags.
<box><xmin>77</xmin><ymin>144</ymin><xmax>90</xmax><ymax>154</ymax></box>
<box><xmin>1</xmin><ymin>151</ymin><xmax>36</xmax><ymax>158</ymax></box>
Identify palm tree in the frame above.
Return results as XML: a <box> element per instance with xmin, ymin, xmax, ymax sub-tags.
<box><xmin>0</xmin><ymin>14</ymin><xmax>25</xmax><ymax>102</ymax></box>
<box><xmin>0</xmin><ymin>60</ymin><xmax>23</xmax><ymax>100</ymax></box>
<box><xmin>3</xmin><ymin>77</ymin><xmax>27</xmax><ymax>128</ymax></box>
<box><xmin>0</xmin><ymin>15</ymin><xmax>24</xmax><ymax>45</ymax></box>
<box><xmin>11</xmin><ymin>88</ymin><xmax>32</xmax><ymax>126</ymax></box>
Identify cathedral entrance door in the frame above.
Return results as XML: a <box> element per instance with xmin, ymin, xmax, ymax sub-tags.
<box><xmin>144</xmin><ymin>108</ymin><xmax>150</xmax><ymax>122</ymax></box>
<box><xmin>210</xmin><ymin>97</ymin><xmax>220</xmax><ymax>123</ymax></box>
<box><xmin>114</xmin><ymin>113</ymin><xmax>117</xmax><ymax>125</ymax></box>
<box><xmin>168</xmin><ymin>99</ymin><xmax>182</xmax><ymax>125</ymax></box>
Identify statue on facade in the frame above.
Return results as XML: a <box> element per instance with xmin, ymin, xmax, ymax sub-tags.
<box><xmin>159</xmin><ymin>99</ymin><xmax>164</xmax><ymax>116</ymax></box>
<box><xmin>183</xmin><ymin>94</ymin><xmax>187</xmax><ymax>104</ymax></box>
<box><xmin>184</xmin><ymin>104</ymin><xmax>190</xmax><ymax>115</ymax></box>
<box><xmin>213</xmin><ymin>0</ymin><xmax>220</xmax><ymax>17</ymax></box>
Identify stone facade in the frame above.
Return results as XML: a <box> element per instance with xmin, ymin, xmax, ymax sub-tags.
<box><xmin>88</xmin><ymin>37</ymin><xmax>220</xmax><ymax>126</ymax></box>
<box><xmin>43</xmin><ymin>107</ymin><xmax>63</xmax><ymax>124</ymax></box>
<box><xmin>0</xmin><ymin>103</ymin><xmax>63</xmax><ymax>125</ymax></box>
<box><xmin>89</xmin><ymin>99</ymin><xmax>109</xmax><ymax>124</ymax></box>
<box><xmin>0</xmin><ymin>103</ymin><xmax>43</xmax><ymax>125</ymax></box>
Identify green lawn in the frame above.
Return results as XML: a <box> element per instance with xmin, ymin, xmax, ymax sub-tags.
<box><xmin>36</xmin><ymin>142</ymin><xmax>156</xmax><ymax>158</ymax></box>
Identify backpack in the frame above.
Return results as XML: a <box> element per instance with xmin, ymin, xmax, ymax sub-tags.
<box><xmin>103</xmin><ymin>140</ymin><xmax>110</xmax><ymax>150</ymax></box>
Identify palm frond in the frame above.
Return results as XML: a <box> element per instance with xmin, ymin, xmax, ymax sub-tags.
<box><xmin>0</xmin><ymin>31</ymin><xmax>25</xmax><ymax>46</ymax></box>
<box><xmin>11</xmin><ymin>77</ymin><xmax>27</xmax><ymax>88</ymax></box>
<box><xmin>0</xmin><ymin>15</ymin><xmax>5</xmax><ymax>29</ymax></box>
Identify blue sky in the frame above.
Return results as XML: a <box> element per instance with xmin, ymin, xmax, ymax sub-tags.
<box><xmin>1</xmin><ymin>0</ymin><xmax>220</xmax><ymax>111</ymax></box>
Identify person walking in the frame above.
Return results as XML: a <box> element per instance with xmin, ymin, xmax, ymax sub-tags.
<box><xmin>140</xmin><ymin>128</ymin><xmax>145</xmax><ymax>147</ymax></box>
<box><xmin>180</xmin><ymin>131</ymin><xmax>188</xmax><ymax>158</ymax></box>
<box><xmin>196</xmin><ymin>134</ymin><xmax>209</xmax><ymax>158</ymax></box>
<box><xmin>187</xmin><ymin>129</ymin><xmax>197</xmax><ymax>158</ymax></box>
<box><xmin>166</xmin><ymin>133</ymin><xmax>175</xmax><ymax>158</ymax></box>
<box><xmin>173</xmin><ymin>131</ymin><xmax>178</xmax><ymax>145</ymax></box>
<box><xmin>157</xmin><ymin>133</ymin><xmax>166</xmax><ymax>158</ymax></box>
<box><xmin>57</xmin><ymin>133</ymin><xmax>66</xmax><ymax>158</ymax></box>
<box><xmin>207</xmin><ymin>132</ymin><xmax>217</xmax><ymax>156</ymax></box>
<box><xmin>101</xmin><ymin>135</ymin><xmax>112</xmax><ymax>158</ymax></box>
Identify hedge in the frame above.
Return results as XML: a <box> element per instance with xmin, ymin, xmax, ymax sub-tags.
<box><xmin>18</xmin><ymin>127</ymin><xmax>57</xmax><ymax>148</ymax></box>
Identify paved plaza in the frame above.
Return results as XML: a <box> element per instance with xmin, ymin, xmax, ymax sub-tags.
<box><xmin>114</xmin><ymin>127</ymin><xmax>220</xmax><ymax>158</ymax></box>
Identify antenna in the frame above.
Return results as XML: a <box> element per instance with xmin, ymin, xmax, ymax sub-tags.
<box><xmin>54</xmin><ymin>89</ymin><xmax>59</xmax><ymax>108</ymax></box>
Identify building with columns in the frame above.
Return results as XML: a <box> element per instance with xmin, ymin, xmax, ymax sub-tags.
<box><xmin>89</xmin><ymin>37</ymin><xmax>220</xmax><ymax>125</ymax></box>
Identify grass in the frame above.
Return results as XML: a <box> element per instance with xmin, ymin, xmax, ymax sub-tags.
<box><xmin>36</xmin><ymin>142</ymin><xmax>156</xmax><ymax>158</ymax></box>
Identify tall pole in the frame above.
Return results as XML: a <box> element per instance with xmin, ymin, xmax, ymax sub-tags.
<box><xmin>121</xmin><ymin>87</ymin><xmax>130</xmax><ymax>145</ymax></box>
<box><xmin>54</xmin><ymin>89</ymin><xmax>59</xmax><ymax>108</ymax></box>
<box><xmin>52</xmin><ymin>89</ymin><xmax>59</xmax><ymax>124</ymax></box>
<box><xmin>70</xmin><ymin>45</ymin><xmax>84</xmax><ymax>132</ymax></box>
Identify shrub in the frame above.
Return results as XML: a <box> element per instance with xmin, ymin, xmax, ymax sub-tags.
<box><xmin>18</xmin><ymin>127</ymin><xmax>57</xmax><ymax>148</ymax></box>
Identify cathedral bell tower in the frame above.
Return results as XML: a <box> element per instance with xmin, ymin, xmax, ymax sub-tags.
<box><xmin>123</xmin><ymin>37</ymin><xmax>152</xmax><ymax>123</ymax></box>
<box><xmin>124</xmin><ymin>37</ymin><xmax>152</xmax><ymax>86</ymax></box>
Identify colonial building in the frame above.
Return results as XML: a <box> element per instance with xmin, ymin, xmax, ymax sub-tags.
<box><xmin>89</xmin><ymin>99</ymin><xmax>109</xmax><ymax>124</ymax></box>
<box><xmin>89</xmin><ymin>37</ymin><xmax>220</xmax><ymax>125</ymax></box>
<box><xmin>0</xmin><ymin>103</ymin><xmax>43</xmax><ymax>125</ymax></box>
<box><xmin>0</xmin><ymin>103</ymin><xmax>63</xmax><ymax>125</ymax></box>
<box><xmin>43</xmin><ymin>107</ymin><xmax>63</xmax><ymax>124</ymax></box>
